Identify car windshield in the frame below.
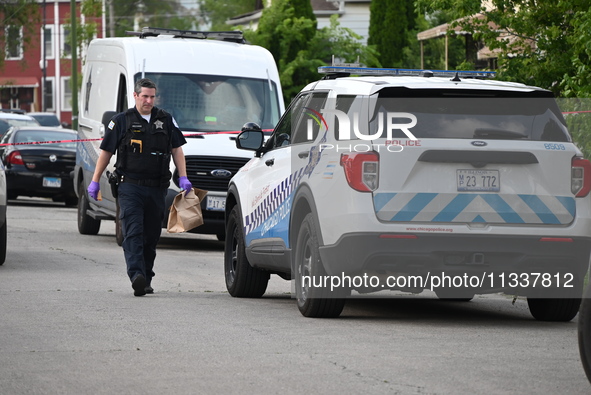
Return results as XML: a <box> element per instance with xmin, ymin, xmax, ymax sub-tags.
<box><xmin>333</xmin><ymin>89</ymin><xmax>570</xmax><ymax>142</ymax></box>
<box><xmin>138</xmin><ymin>72</ymin><xmax>282</xmax><ymax>133</ymax></box>
<box><xmin>15</xmin><ymin>130</ymin><xmax>76</xmax><ymax>148</ymax></box>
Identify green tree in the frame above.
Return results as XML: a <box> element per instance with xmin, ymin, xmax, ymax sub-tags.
<box><xmin>246</xmin><ymin>0</ymin><xmax>318</xmax><ymax>101</ymax></box>
<box><xmin>253</xmin><ymin>0</ymin><xmax>316</xmax><ymax>65</ymax></box>
<box><xmin>0</xmin><ymin>0</ymin><xmax>40</xmax><ymax>69</ymax></box>
<box><xmin>110</xmin><ymin>0</ymin><xmax>197</xmax><ymax>37</ymax></box>
<box><xmin>368</xmin><ymin>0</ymin><xmax>417</xmax><ymax>67</ymax></box>
<box><xmin>198</xmin><ymin>0</ymin><xmax>256</xmax><ymax>31</ymax></box>
<box><xmin>245</xmin><ymin>1</ymin><xmax>379</xmax><ymax>102</ymax></box>
<box><xmin>409</xmin><ymin>11</ymin><xmax>466</xmax><ymax>70</ymax></box>
<box><xmin>415</xmin><ymin>0</ymin><xmax>591</xmax><ymax>97</ymax></box>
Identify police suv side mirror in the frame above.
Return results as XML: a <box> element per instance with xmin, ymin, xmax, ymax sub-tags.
<box><xmin>236</xmin><ymin>129</ymin><xmax>264</xmax><ymax>153</ymax></box>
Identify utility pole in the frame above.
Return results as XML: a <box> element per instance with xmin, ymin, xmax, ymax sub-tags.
<box><xmin>108</xmin><ymin>0</ymin><xmax>115</xmax><ymax>37</ymax></box>
<box><xmin>70</xmin><ymin>0</ymin><xmax>78</xmax><ymax>130</ymax></box>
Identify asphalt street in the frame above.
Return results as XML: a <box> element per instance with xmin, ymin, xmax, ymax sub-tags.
<box><xmin>0</xmin><ymin>198</ymin><xmax>590</xmax><ymax>394</ymax></box>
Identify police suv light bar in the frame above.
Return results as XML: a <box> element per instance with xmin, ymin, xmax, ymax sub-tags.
<box><xmin>318</xmin><ymin>66</ymin><xmax>496</xmax><ymax>79</ymax></box>
<box><xmin>127</xmin><ymin>27</ymin><xmax>245</xmax><ymax>43</ymax></box>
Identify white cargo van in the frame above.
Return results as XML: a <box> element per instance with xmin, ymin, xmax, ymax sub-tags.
<box><xmin>74</xmin><ymin>27</ymin><xmax>284</xmax><ymax>243</ymax></box>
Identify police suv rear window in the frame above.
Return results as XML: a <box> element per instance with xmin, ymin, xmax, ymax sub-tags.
<box><xmin>334</xmin><ymin>88</ymin><xmax>570</xmax><ymax>142</ymax></box>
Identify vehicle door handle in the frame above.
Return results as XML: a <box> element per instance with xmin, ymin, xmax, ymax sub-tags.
<box><xmin>298</xmin><ymin>151</ymin><xmax>309</xmax><ymax>158</ymax></box>
<box><xmin>265</xmin><ymin>158</ymin><xmax>275</xmax><ymax>166</ymax></box>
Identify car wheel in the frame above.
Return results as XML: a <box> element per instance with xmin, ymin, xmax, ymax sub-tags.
<box><xmin>216</xmin><ymin>232</ymin><xmax>226</xmax><ymax>242</ymax></box>
<box><xmin>579</xmin><ymin>285</ymin><xmax>591</xmax><ymax>383</ymax></box>
<box><xmin>77</xmin><ymin>188</ymin><xmax>101</xmax><ymax>235</ymax></box>
<box><xmin>295</xmin><ymin>213</ymin><xmax>347</xmax><ymax>318</ymax></box>
<box><xmin>0</xmin><ymin>217</ymin><xmax>7</xmax><ymax>265</ymax></box>
<box><xmin>527</xmin><ymin>297</ymin><xmax>581</xmax><ymax>321</ymax></box>
<box><xmin>224</xmin><ymin>205</ymin><xmax>269</xmax><ymax>297</ymax></box>
<box><xmin>115</xmin><ymin>199</ymin><xmax>123</xmax><ymax>246</ymax></box>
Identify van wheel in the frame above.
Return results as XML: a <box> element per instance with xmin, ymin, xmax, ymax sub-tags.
<box><xmin>64</xmin><ymin>196</ymin><xmax>78</xmax><ymax>207</ymax></box>
<box><xmin>115</xmin><ymin>199</ymin><xmax>123</xmax><ymax>246</ymax></box>
<box><xmin>224</xmin><ymin>205</ymin><xmax>269</xmax><ymax>297</ymax></box>
<box><xmin>527</xmin><ymin>297</ymin><xmax>581</xmax><ymax>321</ymax></box>
<box><xmin>78</xmin><ymin>189</ymin><xmax>100</xmax><ymax>235</ymax></box>
<box><xmin>295</xmin><ymin>213</ymin><xmax>347</xmax><ymax>318</ymax></box>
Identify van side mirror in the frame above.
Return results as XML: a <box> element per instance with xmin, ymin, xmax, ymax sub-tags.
<box><xmin>101</xmin><ymin>111</ymin><xmax>117</xmax><ymax>136</ymax></box>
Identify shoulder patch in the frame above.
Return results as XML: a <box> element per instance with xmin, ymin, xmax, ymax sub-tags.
<box><xmin>108</xmin><ymin>120</ymin><xmax>115</xmax><ymax>130</ymax></box>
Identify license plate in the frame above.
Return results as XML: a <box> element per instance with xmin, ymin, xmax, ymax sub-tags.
<box><xmin>43</xmin><ymin>177</ymin><xmax>62</xmax><ymax>188</ymax></box>
<box><xmin>456</xmin><ymin>169</ymin><xmax>499</xmax><ymax>192</ymax></box>
<box><xmin>206</xmin><ymin>196</ymin><xmax>225</xmax><ymax>211</ymax></box>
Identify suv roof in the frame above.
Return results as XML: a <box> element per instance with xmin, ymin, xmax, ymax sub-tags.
<box><xmin>306</xmin><ymin>66</ymin><xmax>547</xmax><ymax>95</ymax></box>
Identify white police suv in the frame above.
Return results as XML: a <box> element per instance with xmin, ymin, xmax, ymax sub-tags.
<box><xmin>224</xmin><ymin>66</ymin><xmax>591</xmax><ymax>320</ymax></box>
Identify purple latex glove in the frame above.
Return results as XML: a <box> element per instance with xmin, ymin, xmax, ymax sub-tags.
<box><xmin>178</xmin><ymin>176</ymin><xmax>192</xmax><ymax>195</ymax></box>
<box><xmin>87</xmin><ymin>181</ymin><xmax>100</xmax><ymax>200</ymax></box>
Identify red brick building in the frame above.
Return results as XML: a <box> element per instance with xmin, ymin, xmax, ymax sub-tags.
<box><xmin>0</xmin><ymin>0</ymin><xmax>104</xmax><ymax>126</ymax></box>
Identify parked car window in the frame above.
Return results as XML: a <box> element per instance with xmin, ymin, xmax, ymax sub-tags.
<box><xmin>15</xmin><ymin>130</ymin><xmax>76</xmax><ymax>148</ymax></box>
<box><xmin>28</xmin><ymin>113</ymin><xmax>62</xmax><ymax>127</ymax></box>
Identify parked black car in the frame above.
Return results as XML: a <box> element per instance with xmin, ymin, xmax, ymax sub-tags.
<box><xmin>0</xmin><ymin>127</ymin><xmax>77</xmax><ymax>206</ymax></box>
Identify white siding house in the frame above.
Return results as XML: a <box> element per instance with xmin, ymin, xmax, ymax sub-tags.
<box><xmin>227</xmin><ymin>0</ymin><xmax>371</xmax><ymax>44</ymax></box>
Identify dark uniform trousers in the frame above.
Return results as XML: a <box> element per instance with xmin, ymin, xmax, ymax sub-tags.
<box><xmin>118</xmin><ymin>182</ymin><xmax>167</xmax><ymax>285</ymax></box>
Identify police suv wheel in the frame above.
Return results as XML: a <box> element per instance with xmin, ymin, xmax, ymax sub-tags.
<box><xmin>295</xmin><ymin>213</ymin><xmax>347</xmax><ymax>318</ymax></box>
<box><xmin>527</xmin><ymin>297</ymin><xmax>581</xmax><ymax>322</ymax></box>
<box><xmin>77</xmin><ymin>187</ymin><xmax>100</xmax><ymax>235</ymax></box>
<box><xmin>224</xmin><ymin>206</ymin><xmax>269</xmax><ymax>297</ymax></box>
<box><xmin>578</xmin><ymin>285</ymin><xmax>591</xmax><ymax>383</ymax></box>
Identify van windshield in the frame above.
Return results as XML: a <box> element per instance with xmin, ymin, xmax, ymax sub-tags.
<box><xmin>138</xmin><ymin>73</ymin><xmax>281</xmax><ymax>133</ymax></box>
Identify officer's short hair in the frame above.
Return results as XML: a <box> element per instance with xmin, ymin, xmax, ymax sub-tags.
<box><xmin>135</xmin><ymin>78</ymin><xmax>157</xmax><ymax>94</ymax></box>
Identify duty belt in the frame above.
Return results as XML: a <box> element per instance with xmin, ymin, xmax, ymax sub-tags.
<box><xmin>120</xmin><ymin>175</ymin><xmax>163</xmax><ymax>188</ymax></box>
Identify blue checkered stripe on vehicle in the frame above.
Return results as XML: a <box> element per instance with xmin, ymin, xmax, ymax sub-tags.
<box><xmin>245</xmin><ymin>168</ymin><xmax>305</xmax><ymax>235</ymax></box>
<box><xmin>373</xmin><ymin>193</ymin><xmax>576</xmax><ymax>224</ymax></box>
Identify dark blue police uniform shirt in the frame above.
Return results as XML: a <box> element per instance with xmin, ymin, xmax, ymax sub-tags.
<box><xmin>100</xmin><ymin>106</ymin><xmax>186</xmax><ymax>154</ymax></box>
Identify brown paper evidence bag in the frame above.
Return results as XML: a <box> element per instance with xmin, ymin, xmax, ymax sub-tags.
<box><xmin>167</xmin><ymin>188</ymin><xmax>208</xmax><ymax>233</ymax></box>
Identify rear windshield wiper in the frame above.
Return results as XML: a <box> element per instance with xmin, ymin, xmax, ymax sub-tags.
<box><xmin>473</xmin><ymin>128</ymin><xmax>528</xmax><ymax>140</ymax></box>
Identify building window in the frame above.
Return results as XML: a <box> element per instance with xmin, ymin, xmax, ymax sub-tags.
<box><xmin>44</xmin><ymin>78</ymin><xmax>55</xmax><ymax>112</ymax></box>
<box><xmin>42</xmin><ymin>25</ymin><xmax>54</xmax><ymax>59</ymax></box>
<box><xmin>61</xmin><ymin>77</ymin><xmax>72</xmax><ymax>111</ymax></box>
<box><xmin>5</xmin><ymin>26</ymin><xmax>23</xmax><ymax>60</ymax></box>
<box><xmin>60</xmin><ymin>25</ymin><xmax>72</xmax><ymax>58</ymax></box>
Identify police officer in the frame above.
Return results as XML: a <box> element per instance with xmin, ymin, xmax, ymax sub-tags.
<box><xmin>87</xmin><ymin>78</ymin><xmax>192</xmax><ymax>296</ymax></box>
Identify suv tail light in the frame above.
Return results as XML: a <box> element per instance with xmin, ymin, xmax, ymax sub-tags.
<box><xmin>572</xmin><ymin>157</ymin><xmax>591</xmax><ymax>197</ymax></box>
<box><xmin>340</xmin><ymin>152</ymin><xmax>379</xmax><ymax>192</ymax></box>
<box><xmin>5</xmin><ymin>151</ymin><xmax>24</xmax><ymax>166</ymax></box>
